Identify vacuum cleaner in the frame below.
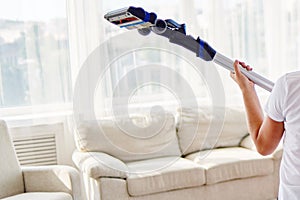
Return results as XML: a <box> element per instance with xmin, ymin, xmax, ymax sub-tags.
<box><xmin>104</xmin><ymin>6</ymin><xmax>274</xmax><ymax>92</ymax></box>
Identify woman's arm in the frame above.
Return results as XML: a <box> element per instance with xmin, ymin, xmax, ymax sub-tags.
<box><xmin>230</xmin><ymin>60</ymin><xmax>284</xmax><ymax>155</ymax></box>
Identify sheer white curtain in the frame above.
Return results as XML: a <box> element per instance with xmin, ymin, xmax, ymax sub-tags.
<box><xmin>67</xmin><ymin>0</ymin><xmax>104</xmax><ymax>81</ymax></box>
<box><xmin>263</xmin><ymin>0</ymin><xmax>300</xmax><ymax>78</ymax></box>
<box><xmin>67</xmin><ymin>0</ymin><xmax>300</xmax><ymax>118</ymax></box>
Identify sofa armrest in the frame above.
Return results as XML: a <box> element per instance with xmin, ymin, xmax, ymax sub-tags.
<box><xmin>22</xmin><ymin>165</ymin><xmax>83</xmax><ymax>200</ymax></box>
<box><xmin>240</xmin><ymin>135</ymin><xmax>283</xmax><ymax>160</ymax></box>
<box><xmin>72</xmin><ymin>150</ymin><xmax>128</xmax><ymax>179</ymax></box>
<box><xmin>271</xmin><ymin>142</ymin><xmax>283</xmax><ymax>160</ymax></box>
<box><xmin>240</xmin><ymin>135</ymin><xmax>256</xmax><ymax>151</ymax></box>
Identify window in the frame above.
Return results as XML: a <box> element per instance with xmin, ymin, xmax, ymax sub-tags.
<box><xmin>0</xmin><ymin>0</ymin><xmax>71</xmax><ymax>109</ymax></box>
<box><xmin>2</xmin><ymin>0</ymin><xmax>300</xmax><ymax>117</ymax></box>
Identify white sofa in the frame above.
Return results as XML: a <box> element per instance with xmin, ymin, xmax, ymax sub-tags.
<box><xmin>0</xmin><ymin>120</ymin><xmax>83</xmax><ymax>200</ymax></box>
<box><xmin>73</xmin><ymin>107</ymin><xmax>282</xmax><ymax>200</ymax></box>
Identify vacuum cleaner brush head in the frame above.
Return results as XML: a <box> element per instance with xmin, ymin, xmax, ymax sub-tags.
<box><xmin>104</xmin><ymin>6</ymin><xmax>157</xmax><ymax>30</ymax></box>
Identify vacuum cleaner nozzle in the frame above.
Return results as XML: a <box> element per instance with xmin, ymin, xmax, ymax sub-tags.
<box><xmin>104</xmin><ymin>6</ymin><xmax>157</xmax><ymax>30</ymax></box>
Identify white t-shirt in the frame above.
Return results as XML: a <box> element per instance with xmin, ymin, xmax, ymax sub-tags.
<box><xmin>265</xmin><ymin>71</ymin><xmax>300</xmax><ymax>199</ymax></box>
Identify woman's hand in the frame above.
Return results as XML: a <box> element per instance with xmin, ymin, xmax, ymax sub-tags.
<box><xmin>230</xmin><ymin>60</ymin><xmax>254</xmax><ymax>92</ymax></box>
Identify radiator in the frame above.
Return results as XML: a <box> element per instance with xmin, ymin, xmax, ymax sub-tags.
<box><xmin>10</xmin><ymin>123</ymin><xmax>64</xmax><ymax>166</ymax></box>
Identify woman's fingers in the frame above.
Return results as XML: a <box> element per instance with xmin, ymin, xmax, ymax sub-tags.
<box><xmin>238</xmin><ymin>61</ymin><xmax>252</xmax><ymax>71</ymax></box>
<box><xmin>234</xmin><ymin>60</ymin><xmax>241</xmax><ymax>74</ymax></box>
<box><xmin>230</xmin><ymin>60</ymin><xmax>239</xmax><ymax>80</ymax></box>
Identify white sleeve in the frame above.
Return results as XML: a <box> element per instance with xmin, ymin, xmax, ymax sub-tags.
<box><xmin>264</xmin><ymin>75</ymin><xmax>287</xmax><ymax>122</ymax></box>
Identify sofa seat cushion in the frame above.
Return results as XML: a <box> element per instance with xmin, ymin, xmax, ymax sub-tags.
<box><xmin>2</xmin><ymin>192</ymin><xmax>72</xmax><ymax>200</ymax></box>
<box><xmin>126</xmin><ymin>157</ymin><xmax>205</xmax><ymax>196</ymax></box>
<box><xmin>186</xmin><ymin>147</ymin><xmax>274</xmax><ymax>185</ymax></box>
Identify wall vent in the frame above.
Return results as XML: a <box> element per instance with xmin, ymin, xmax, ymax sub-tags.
<box><xmin>13</xmin><ymin>134</ymin><xmax>57</xmax><ymax>166</ymax></box>
<box><xmin>10</xmin><ymin>123</ymin><xmax>63</xmax><ymax>166</ymax></box>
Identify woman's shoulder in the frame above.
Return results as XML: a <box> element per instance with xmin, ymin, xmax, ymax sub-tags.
<box><xmin>275</xmin><ymin>71</ymin><xmax>300</xmax><ymax>85</ymax></box>
<box><xmin>285</xmin><ymin>71</ymin><xmax>300</xmax><ymax>79</ymax></box>
<box><xmin>278</xmin><ymin>71</ymin><xmax>300</xmax><ymax>91</ymax></box>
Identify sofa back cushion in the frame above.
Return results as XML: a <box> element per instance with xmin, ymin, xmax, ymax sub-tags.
<box><xmin>75</xmin><ymin>113</ymin><xmax>181</xmax><ymax>162</ymax></box>
<box><xmin>0</xmin><ymin>120</ymin><xmax>24</xmax><ymax>198</ymax></box>
<box><xmin>176</xmin><ymin>106</ymin><xmax>249</xmax><ymax>156</ymax></box>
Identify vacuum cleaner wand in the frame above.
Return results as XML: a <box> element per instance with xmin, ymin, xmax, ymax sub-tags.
<box><xmin>104</xmin><ymin>6</ymin><xmax>274</xmax><ymax>92</ymax></box>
